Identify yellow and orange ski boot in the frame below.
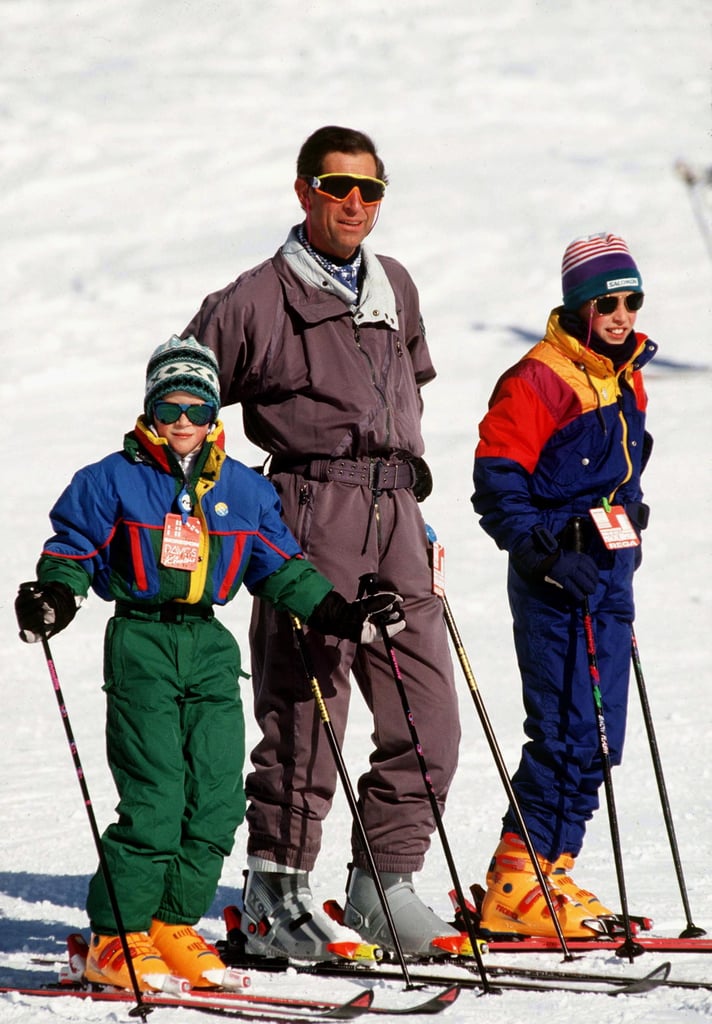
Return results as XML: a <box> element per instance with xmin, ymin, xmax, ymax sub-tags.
<box><xmin>548</xmin><ymin>853</ymin><xmax>615</xmax><ymax>916</ymax></box>
<box><xmin>149</xmin><ymin>920</ymin><xmax>250</xmax><ymax>989</ymax></box>
<box><xmin>479</xmin><ymin>833</ymin><xmax>604</xmax><ymax>939</ymax></box>
<box><xmin>84</xmin><ymin>931</ymin><xmax>179</xmax><ymax>991</ymax></box>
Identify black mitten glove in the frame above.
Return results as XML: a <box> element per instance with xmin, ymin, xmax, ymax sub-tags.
<box><xmin>511</xmin><ymin>526</ymin><xmax>599</xmax><ymax>601</ymax></box>
<box><xmin>307</xmin><ymin>589</ymin><xmax>406</xmax><ymax>643</ymax></box>
<box><xmin>542</xmin><ymin>550</ymin><xmax>599</xmax><ymax>601</ymax></box>
<box><xmin>15</xmin><ymin>581</ymin><xmax>78</xmax><ymax>643</ymax></box>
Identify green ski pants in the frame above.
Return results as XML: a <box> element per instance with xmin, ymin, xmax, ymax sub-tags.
<box><xmin>86</xmin><ymin>613</ymin><xmax>246</xmax><ymax>933</ymax></box>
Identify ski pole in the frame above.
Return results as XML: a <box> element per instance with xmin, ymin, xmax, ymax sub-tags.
<box><xmin>630</xmin><ymin>627</ymin><xmax>706</xmax><ymax>939</ymax></box>
<box><xmin>289</xmin><ymin>615</ymin><xmax>414</xmax><ymax>989</ymax></box>
<box><xmin>423</xmin><ymin>528</ymin><xmax>574</xmax><ymax>961</ymax></box>
<box><xmin>38</xmin><ymin>631</ymin><xmax>152</xmax><ymax>1020</ymax></box>
<box><xmin>674</xmin><ymin>160</ymin><xmax>712</xmax><ymax>261</ymax></box>
<box><xmin>571</xmin><ymin>518</ymin><xmax>643</xmax><ymax>960</ymax></box>
<box><xmin>358</xmin><ymin>574</ymin><xmax>495</xmax><ymax>994</ymax></box>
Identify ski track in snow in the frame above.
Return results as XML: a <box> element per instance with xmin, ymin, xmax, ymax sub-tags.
<box><xmin>2</xmin><ymin>1</ymin><xmax>710</xmax><ymax>1021</ymax></box>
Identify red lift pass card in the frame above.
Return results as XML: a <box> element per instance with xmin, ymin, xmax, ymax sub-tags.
<box><xmin>431</xmin><ymin>540</ymin><xmax>446</xmax><ymax>596</ymax></box>
<box><xmin>161</xmin><ymin>513</ymin><xmax>202</xmax><ymax>570</ymax></box>
<box><xmin>589</xmin><ymin>506</ymin><xmax>640</xmax><ymax>550</ymax></box>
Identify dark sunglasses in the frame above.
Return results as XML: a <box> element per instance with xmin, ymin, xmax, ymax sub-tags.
<box><xmin>309</xmin><ymin>173</ymin><xmax>387</xmax><ymax>205</ymax></box>
<box><xmin>153</xmin><ymin>401</ymin><xmax>216</xmax><ymax>426</ymax></box>
<box><xmin>593</xmin><ymin>292</ymin><xmax>644</xmax><ymax>315</ymax></box>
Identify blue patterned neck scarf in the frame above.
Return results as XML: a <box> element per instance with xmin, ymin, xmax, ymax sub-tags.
<box><xmin>298</xmin><ymin>223</ymin><xmax>362</xmax><ymax>295</ymax></box>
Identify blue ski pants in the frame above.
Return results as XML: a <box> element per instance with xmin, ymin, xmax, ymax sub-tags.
<box><xmin>502</xmin><ymin>554</ymin><xmax>635</xmax><ymax>860</ymax></box>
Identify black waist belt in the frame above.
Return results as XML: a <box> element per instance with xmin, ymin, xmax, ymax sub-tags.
<box><xmin>270</xmin><ymin>455</ymin><xmax>416</xmax><ymax>491</ymax></box>
<box><xmin>114</xmin><ymin>602</ymin><xmax>214</xmax><ymax>623</ymax></box>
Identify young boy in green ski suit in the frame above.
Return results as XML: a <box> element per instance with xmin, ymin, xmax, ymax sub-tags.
<box><xmin>15</xmin><ymin>335</ymin><xmax>404</xmax><ymax>992</ymax></box>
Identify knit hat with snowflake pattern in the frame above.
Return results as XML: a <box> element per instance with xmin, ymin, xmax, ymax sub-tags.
<box><xmin>144</xmin><ymin>335</ymin><xmax>221</xmax><ymax>416</ymax></box>
<box><xmin>561</xmin><ymin>232</ymin><xmax>643</xmax><ymax>310</ymax></box>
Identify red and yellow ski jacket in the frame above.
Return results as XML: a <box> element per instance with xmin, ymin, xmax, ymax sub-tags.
<box><xmin>472</xmin><ymin>309</ymin><xmax>657</xmax><ymax>557</ymax></box>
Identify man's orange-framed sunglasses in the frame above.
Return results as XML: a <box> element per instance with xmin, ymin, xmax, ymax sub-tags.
<box><xmin>308</xmin><ymin>173</ymin><xmax>387</xmax><ymax>206</ymax></box>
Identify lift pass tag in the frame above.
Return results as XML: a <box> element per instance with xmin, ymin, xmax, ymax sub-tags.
<box><xmin>589</xmin><ymin>506</ymin><xmax>640</xmax><ymax>550</ymax></box>
<box><xmin>431</xmin><ymin>540</ymin><xmax>446</xmax><ymax>597</ymax></box>
<box><xmin>161</xmin><ymin>513</ymin><xmax>202</xmax><ymax>570</ymax></box>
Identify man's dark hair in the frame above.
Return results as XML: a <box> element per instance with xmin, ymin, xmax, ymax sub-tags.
<box><xmin>296</xmin><ymin>125</ymin><xmax>388</xmax><ymax>182</ymax></box>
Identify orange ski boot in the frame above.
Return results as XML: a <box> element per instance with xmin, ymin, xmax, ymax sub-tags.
<box><xmin>479</xmin><ymin>833</ymin><xmax>604</xmax><ymax>939</ymax></box>
<box><xmin>84</xmin><ymin>931</ymin><xmax>178</xmax><ymax>991</ymax></box>
<box><xmin>149</xmin><ymin>920</ymin><xmax>250</xmax><ymax>989</ymax></box>
<box><xmin>548</xmin><ymin>853</ymin><xmax>615</xmax><ymax>916</ymax></box>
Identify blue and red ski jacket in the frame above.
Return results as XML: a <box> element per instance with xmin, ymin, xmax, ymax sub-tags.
<box><xmin>36</xmin><ymin>417</ymin><xmax>332</xmax><ymax>618</ymax></box>
<box><xmin>473</xmin><ymin>309</ymin><xmax>657</xmax><ymax>557</ymax></box>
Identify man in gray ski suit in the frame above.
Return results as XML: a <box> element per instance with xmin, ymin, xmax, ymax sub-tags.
<box><xmin>183</xmin><ymin>125</ymin><xmax>461</xmax><ymax>959</ymax></box>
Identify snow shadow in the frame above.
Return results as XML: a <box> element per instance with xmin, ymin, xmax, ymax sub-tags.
<box><xmin>0</xmin><ymin>871</ymin><xmax>244</xmax><ymax>954</ymax></box>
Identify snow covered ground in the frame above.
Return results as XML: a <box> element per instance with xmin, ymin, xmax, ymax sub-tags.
<box><xmin>1</xmin><ymin>1</ymin><xmax>710</xmax><ymax>1021</ymax></box>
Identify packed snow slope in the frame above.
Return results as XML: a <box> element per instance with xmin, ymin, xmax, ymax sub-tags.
<box><xmin>1</xmin><ymin>2</ymin><xmax>710</xmax><ymax>1022</ymax></box>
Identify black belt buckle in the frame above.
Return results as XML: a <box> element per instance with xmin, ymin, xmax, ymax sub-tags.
<box><xmin>368</xmin><ymin>459</ymin><xmax>384</xmax><ymax>494</ymax></box>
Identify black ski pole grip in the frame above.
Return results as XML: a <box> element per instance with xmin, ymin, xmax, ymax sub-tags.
<box><xmin>358</xmin><ymin>572</ymin><xmax>380</xmax><ymax>599</ymax></box>
<box><xmin>571</xmin><ymin>516</ymin><xmax>585</xmax><ymax>554</ymax></box>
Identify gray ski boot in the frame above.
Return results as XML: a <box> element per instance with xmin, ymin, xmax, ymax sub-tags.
<box><xmin>241</xmin><ymin>868</ymin><xmax>361</xmax><ymax>961</ymax></box>
<box><xmin>342</xmin><ymin>865</ymin><xmax>463</xmax><ymax>956</ymax></box>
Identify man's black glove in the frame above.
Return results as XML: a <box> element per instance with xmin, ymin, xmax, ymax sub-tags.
<box><xmin>307</xmin><ymin>589</ymin><xmax>406</xmax><ymax>644</ymax></box>
<box><xmin>15</xmin><ymin>581</ymin><xmax>78</xmax><ymax>643</ymax></box>
<box><xmin>511</xmin><ymin>526</ymin><xmax>599</xmax><ymax>601</ymax></box>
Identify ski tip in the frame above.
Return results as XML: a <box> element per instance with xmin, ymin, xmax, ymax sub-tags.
<box><xmin>433</xmin><ymin>983</ymin><xmax>461</xmax><ymax>1007</ymax></box>
<box><xmin>326</xmin><ymin>941</ymin><xmax>383</xmax><ymax>963</ymax></box>
<box><xmin>612</xmin><ymin>960</ymin><xmax>672</xmax><ymax>995</ymax></box>
<box><xmin>346</xmin><ymin>990</ymin><xmax>375</xmax><ymax>1009</ymax></box>
<box><xmin>322</xmin><ymin>989</ymin><xmax>375</xmax><ymax>1018</ymax></box>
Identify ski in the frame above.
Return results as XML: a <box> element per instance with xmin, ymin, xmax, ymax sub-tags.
<box><xmin>0</xmin><ymin>982</ymin><xmax>374</xmax><ymax>1022</ymax></box>
<box><xmin>227</xmin><ymin>957</ymin><xmax>675</xmax><ymax>997</ymax></box>
<box><xmin>486</xmin><ymin>960</ymin><xmax>712</xmax><ymax>993</ymax></box>
<box><xmin>6</xmin><ymin>939</ymin><xmax>710</xmax><ymax>1006</ymax></box>
<box><xmin>0</xmin><ymin>962</ymin><xmax>675</xmax><ymax>1006</ymax></box>
<box><xmin>217</xmin><ymin>940</ymin><xmax>682</xmax><ymax>997</ymax></box>
<box><xmin>0</xmin><ymin>959</ymin><xmax>460</xmax><ymax>1019</ymax></box>
<box><xmin>479</xmin><ymin>934</ymin><xmax>712</xmax><ymax>954</ymax></box>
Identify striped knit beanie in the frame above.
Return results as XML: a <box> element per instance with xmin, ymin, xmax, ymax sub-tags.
<box><xmin>144</xmin><ymin>335</ymin><xmax>221</xmax><ymax>415</ymax></box>
<box><xmin>561</xmin><ymin>233</ymin><xmax>643</xmax><ymax>310</ymax></box>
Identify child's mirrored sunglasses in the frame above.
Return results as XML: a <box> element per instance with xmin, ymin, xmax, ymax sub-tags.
<box><xmin>153</xmin><ymin>401</ymin><xmax>216</xmax><ymax>426</ymax></box>
<box><xmin>309</xmin><ymin>173</ymin><xmax>387</xmax><ymax>206</ymax></box>
<box><xmin>593</xmin><ymin>292</ymin><xmax>644</xmax><ymax>315</ymax></box>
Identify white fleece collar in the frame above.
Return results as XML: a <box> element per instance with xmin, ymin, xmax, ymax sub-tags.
<box><xmin>281</xmin><ymin>225</ymin><xmax>398</xmax><ymax>328</ymax></box>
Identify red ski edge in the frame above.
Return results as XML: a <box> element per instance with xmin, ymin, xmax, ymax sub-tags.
<box><xmin>483</xmin><ymin>935</ymin><xmax>712</xmax><ymax>953</ymax></box>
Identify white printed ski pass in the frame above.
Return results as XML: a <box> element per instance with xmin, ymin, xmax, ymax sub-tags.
<box><xmin>431</xmin><ymin>540</ymin><xmax>446</xmax><ymax>597</ymax></box>
<box><xmin>589</xmin><ymin>505</ymin><xmax>640</xmax><ymax>550</ymax></box>
<box><xmin>160</xmin><ymin>513</ymin><xmax>202</xmax><ymax>570</ymax></box>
